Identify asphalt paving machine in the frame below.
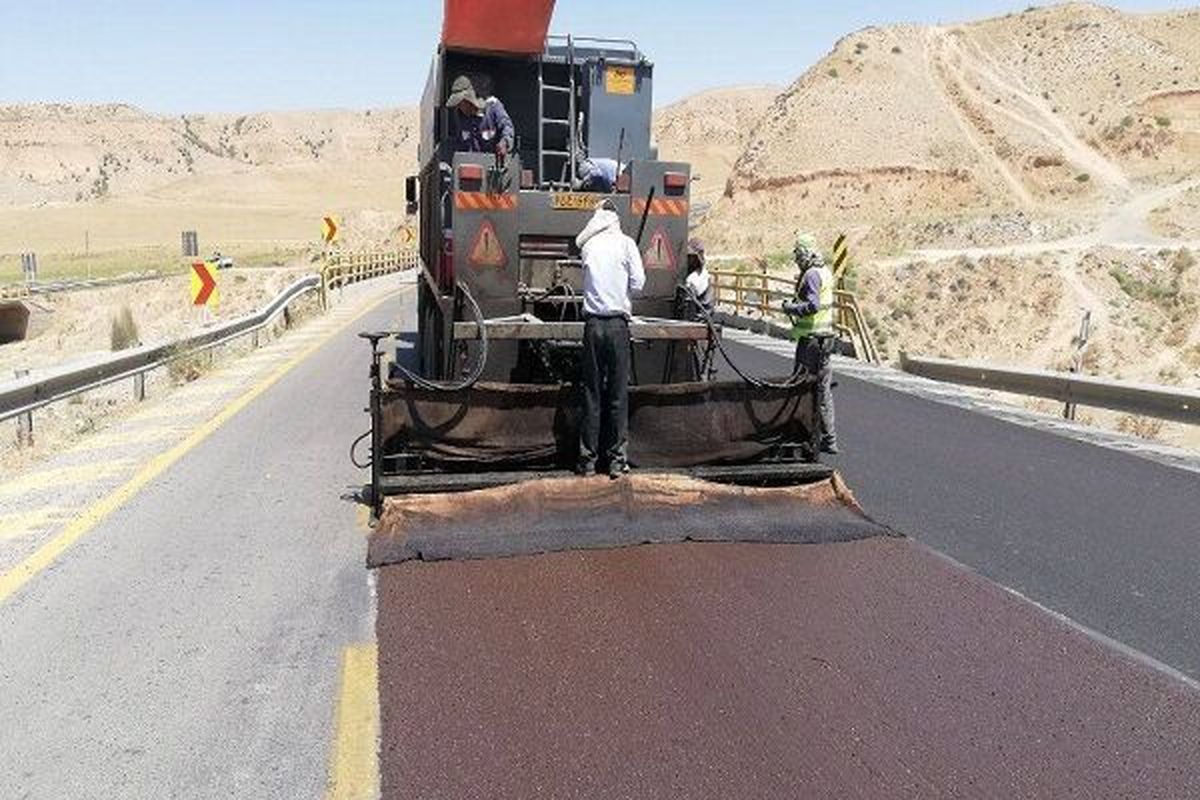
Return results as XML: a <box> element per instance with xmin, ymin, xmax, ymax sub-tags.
<box><xmin>359</xmin><ymin>0</ymin><xmax>871</xmax><ymax>539</ymax></box>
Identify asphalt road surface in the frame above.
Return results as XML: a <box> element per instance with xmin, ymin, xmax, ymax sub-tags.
<box><xmin>4</xmin><ymin>282</ymin><xmax>1199</xmax><ymax>798</ymax></box>
<box><xmin>372</xmin><ymin>323</ymin><xmax>1200</xmax><ymax>798</ymax></box>
<box><xmin>720</xmin><ymin>339</ymin><xmax>1200</xmax><ymax>680</ymax></box>
<box><xmin>377</xmin><ymin>538</ymin><xmax>1200</xmax><ymax>799</ymax></box>
<box><xmin>0</xmin><ymin>293</ymin><xmax>403</xmax><ymax>799</ymax></box>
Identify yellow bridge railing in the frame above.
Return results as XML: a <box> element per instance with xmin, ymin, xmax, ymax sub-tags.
<box><xmin>0</xmin><ymin>284</ymin><xmax>32</xmax><ymax>301</ymax></box>
<box><xmin>709</xmin><ymin>264</ymin><xmax>881</xmax><ymax>364</ymax></box>
<box><xmin>320</xmin><ymin>250</ymin><xmax>419</xmax><ymax>310</ymax></box>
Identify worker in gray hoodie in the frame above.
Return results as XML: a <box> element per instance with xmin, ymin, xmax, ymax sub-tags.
<box><xmin>575</xmin><ymin>201</ymin><xmax>646</xmax><ymax>478</ymax></box>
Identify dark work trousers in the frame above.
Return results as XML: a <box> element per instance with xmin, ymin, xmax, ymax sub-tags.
<box><xmin>795</xmin><ymin>335</ymin><xmax>837</xmax><ymax>446</ymax></box>
<box><xmin>579</xmin><ymin>315</ymin><xmax>632</xmax><ymax>473</ymax></box>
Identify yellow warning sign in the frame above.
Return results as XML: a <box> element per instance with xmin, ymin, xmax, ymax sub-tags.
<box><xmin>832</xmin><ymin>232</ymin><xmax>850</xmax><ymax>276</ymax></box>
<box><xmin>189</xmin><ymin>262</ymin><xmax>219</xmax><ymax>307</ymax></box>
<box><xmin>468</xmin><ymin>220</ymin><xmax>506</xmax><ymax>267</ymax></box>
<box><xmin>321</xmin><ymin>216</ymin><xmax>339</xmax><ymax>244</ymax></box>
<box><xmin>606</xmin><ymin>65</ymin><xmax>636</xmax><ymax>95</ymax></box>
<box><xmin>642</xmin><ymin>227</ymin><xmax>676</xmax><ymax>271</ymax></box>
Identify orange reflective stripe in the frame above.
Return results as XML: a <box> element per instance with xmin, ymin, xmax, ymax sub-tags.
<box><xmin>632</xmin><ymin>198</ymin><xmax>689</xmax><ymax>217</ymax></box>
<box><xmin>455</xmin><ymin>192</ymin><xmax>519</xmax><ymax>211</ymax></box>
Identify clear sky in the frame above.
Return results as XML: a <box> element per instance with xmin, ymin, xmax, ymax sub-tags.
<box><xmin>0</xmin><ymin>1</ymin><xmax>1193</xmax><ymax>113</ymax></box>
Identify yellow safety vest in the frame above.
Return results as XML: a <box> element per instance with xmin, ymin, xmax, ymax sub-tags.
<box><xmin>792</xmin><ymin>265</ymin><xmax>835</xmax><ymax>339</ymax></box>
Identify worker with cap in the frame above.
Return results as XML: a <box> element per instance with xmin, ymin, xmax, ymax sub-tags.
<box><xmin>575</xmin><ymin>148</ymin><xmax>623</xmax><ymax>193</ymax></box>
<box><xmin>575</xmin><ymin>199</ymin><xmax>646</xmax><ymax>478</ymax></box>
<box><xmin>683</xmin><ymin>238</ymin><xmax>714</xmax><ymax>318</ymax></box>
<box><xmin>446</xmin><ymin>75</ymin><xmax>515</xmax><ymax>156</ymax></box>
<box><xmin>782</xmin><ymin>234</ymin><xmax>839</xmax><ymax>455</ymax></box>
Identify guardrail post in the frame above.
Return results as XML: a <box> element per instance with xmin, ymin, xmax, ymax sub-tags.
<box><xmin>132</xmin><ymin>372</ymin><xmax>146</xmax><ymax>402</ymax></box>
<box><xmin>14</xmin><ymin>369</ymin><xmax>32</xmax><ymax>447</ymax></box>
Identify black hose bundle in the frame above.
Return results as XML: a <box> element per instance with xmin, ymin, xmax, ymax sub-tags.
<box><xmin>390</xmin><ymin>282</ymin><xmax>490</xmax><ymax>392</ymax></box>
<box><xmin>682</xmin><ymin>285</ymin><xmax>810</xmax><ymax>390</ymax></box>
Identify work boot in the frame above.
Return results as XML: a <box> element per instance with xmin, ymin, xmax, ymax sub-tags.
<box><xmin>820</xmin><ymin>437</ymin><xmax>840</xmax><ymax>455</ymax></box>
<box><xmin>608</xmin><ymin>462</ymin><xmax>630</xmax><ymax>480</ymax></box>
<box><xmin>577</xmin><ymin>462</ymin><xmax>597</xmax><ymax>478</ymax></box>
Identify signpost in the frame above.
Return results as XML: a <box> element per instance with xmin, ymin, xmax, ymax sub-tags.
<box><xmin>20</xmin><ymin>253</ymin><xmax>37</xmax><ymax>283</ymax></box>
<box><xmin>182</xmin><ymin>231</ymin><xmax>199</xmax><ymax>258</ymax></box>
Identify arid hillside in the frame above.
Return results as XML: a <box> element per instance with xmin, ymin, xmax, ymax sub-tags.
<box><xmin>690</xmin><ymin>3</ymin><xmax>1200</xmax><ymax>450</ymax></box>
<box><xmin>703</xmin><ymin>2</ymin><xmax>1200</xmax><ymax>254</ymax></box>
<box><xmin>0</xmin><ymin>105</ymin><xmax>418</xmax><ymax>259</ymax></box>
<box><xmin>653</xmin><ymin>86</ymin><xmax>777</xmax><ymax>207</ymax></box>
<box><xmin>0</xmin><ymin>104</ymin><xmax>417</xmax><ymax>206</ymax></box>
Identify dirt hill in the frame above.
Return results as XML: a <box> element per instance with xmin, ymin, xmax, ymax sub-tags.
<box><xmin>0</xmin><ymin>104</ymin><xmax>417</xmax><ymax>206</ymax></box>
<box><xmin>702</xmin><ymin>2</ymin><xmax>1200</xmax><ymax>254</ymax></box>
<box><xmin>0</xmin><ymin>105</ymin><xmax>419</xmax><ymax>260</ymax></box>
<box><xmin>653</xmin><ymin>86</ymin><xmax>777</xmax><ymax>207</ymax></box>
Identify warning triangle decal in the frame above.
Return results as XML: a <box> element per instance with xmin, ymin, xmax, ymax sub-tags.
<box><xmin>642</xmin><ymin>226</ymin><xmax>676</xmax><ymax>270</ymax></box>
<box><xmin>469</xmin><ymin>219</ymin><xmax>506</xmax><ymax>267</ymax></box>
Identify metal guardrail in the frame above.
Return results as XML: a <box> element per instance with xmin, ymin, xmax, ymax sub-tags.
<box><xmin>1</xmin><ymin>271</ymin><xmax>169</xmax><ymax>299</ymax></box>
<box><xmin>709</xmin><ymin>265</ymin><xmax>881</xmax><ymax>364</ymax></box>
<box><xmin>900</xmin><ymin>354</ymin><xmax>1200</xmax><ymax>425</ymax></box>
<box><xmin>320</xmin><ymin>251</ymin><xmax>418</xmax><ymax>309</ymax></box>
<box><xmin>0</xmin><ymin>275</ymin><xmax>321</xmax><ymax>427</ymax></box>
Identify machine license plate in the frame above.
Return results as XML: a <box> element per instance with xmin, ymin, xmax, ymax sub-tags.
<box><xmin>551</xmin><ymin>193</ymin><xmax>602</xmax><ymax>211</ymax></box>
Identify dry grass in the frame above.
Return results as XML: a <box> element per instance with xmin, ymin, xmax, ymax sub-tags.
<box><xmin>1117</xmin><ymin>414</ymin><xmax>1166</xmax><ymax>441</ymax></box>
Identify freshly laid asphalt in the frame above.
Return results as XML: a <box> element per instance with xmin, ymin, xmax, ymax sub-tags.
<box><xmin>720</xmin><ymin>340</ymin><xmax>1200</xmax><ymax>680</ymax></box>
<box><xmin>377</xmin><ymin>538</ymin><xmax>1200</xmax><ymax>799</ymax></box>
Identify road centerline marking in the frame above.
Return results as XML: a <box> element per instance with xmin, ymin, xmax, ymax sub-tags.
<box><xmin>0</xmin><ymin>288</ymin><xmax>402</xmax><ymax>606</ymax></box>
<box><xmin>326</xmin><ymin>643</ymin><xmax>380</xmax><ymax>800</ymax></box>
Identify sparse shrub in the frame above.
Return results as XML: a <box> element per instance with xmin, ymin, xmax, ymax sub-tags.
<box><xmin>827</xmin><ymin>68</ymin><xmax>839</xmax><ymax>79</ymax></box>
<box><xmin>891</xmin><ymin>45</ymin><xmax>902</xmax><ymax>54</ymax></box>
<box><xmin>1075</xmin><ymin>173</ymin><xmax>1091</xmax><ymax>183</ymax></box>
<box><xmin>1117</xmin><ymin>415</ymin><xmax>1164</xmax><ymax>441</ymax></box>
<box><xmin>1156</xmin><ymin>116</ymin><xmax>1172</xmax><ymax>128</ymax></box>
<box><xmin>1120</xmin><ymin>115</ymin><xmax>1135</xmax><ymax>128</ymax></box>
<box><xmin>1168</xmin><ymin>248</ymin><xmax>1194</xmax><ymax>277</ymax></box>
<box><xmin>109</xmin><ymin>306</ymin><xmax>139</xmax><ymax>351</ymax></box>
<box><xmin>167</xmin><ymin>346</ymin><xmax>209</xmax><ymax>384</ymax></box>
<box><xmin>890</xmin><ymin>297</ymin><xmax>916</xmax><ymax>321</ymax></box>
<box><xmin>1109</xmin><ymin>265</ymin><xmax>1183</xmax><ymax>308</ymax></box>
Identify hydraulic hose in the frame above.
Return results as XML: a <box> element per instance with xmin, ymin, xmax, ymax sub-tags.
<box><xmin>350</xmin><ymin>429</ymin><xmax>372</xmax><ymax>469</ymax></box>
<box><xmin>683</xmin><ymin>285</ymin><xmax>810</xmax><ymax>390</ymax></box>
<box><xmin>390</xmin><ymin>282</ymin><xmax>490</xmax><ymax>392</ymax></box>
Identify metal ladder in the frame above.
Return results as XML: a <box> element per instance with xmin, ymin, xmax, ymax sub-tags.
<box><xmin>538</xmin><ymin>35</ymin><xmax>576</xmax><ymax>189</ymax></box>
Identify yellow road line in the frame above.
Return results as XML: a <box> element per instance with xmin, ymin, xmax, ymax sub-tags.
<box><xmin>0</xmin><ymin>460</ymin><xmax>131</xmax><ymax>501</ymax></box>
<box><xmin>0</xmin><ymin>290</ymin><xmax>399</xmax><ymax>606</ymax></box>
<box><xmin>326</xmin><ymin>643</ymin><xmax>380</xmax><ymax>800</ymax></box>
<box><xmin>355</xmin><ymin>504</ymin><xmax>371</xmax><ymax>532</ymax></box>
